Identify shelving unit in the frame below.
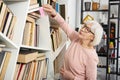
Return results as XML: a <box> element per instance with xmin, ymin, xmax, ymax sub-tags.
<box><xmin>107</xmin><ymin>0</ymin><xmax>120</xmax><ymax>80</ymax></box>
<box><xmin>80</xmin><ymin>0</ymin><xmax>109</xmax><ymax>80</ymax></box>
<box><xmin>0</xmin><ymin>0</ymin><xmax>67</xmax><ymax>80</ymax></box>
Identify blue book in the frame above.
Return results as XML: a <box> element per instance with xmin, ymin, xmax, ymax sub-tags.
<box><xmin>55</xmin><ymin>3</ymin><xmax>59</xmax><ymax>12</ymax></box>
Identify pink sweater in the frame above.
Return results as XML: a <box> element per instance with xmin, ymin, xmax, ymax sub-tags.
<box><xmin>53</xmin><ymin>13</ymin><xmax>99</xmax><ymax>80</ymax></box>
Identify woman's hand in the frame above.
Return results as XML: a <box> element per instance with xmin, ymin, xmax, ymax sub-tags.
<box><xmin>42</xmin><ymin>4</ymin><xmax>57</xmax><ymax>17</ymax></box>
<box><xmin>60</xmin><ymin>68</ymin><xmax>75</xmax><ymax>80</ymax></box>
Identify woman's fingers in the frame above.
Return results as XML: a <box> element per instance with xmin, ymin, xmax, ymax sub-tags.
<box><xmin>60</xmin><ymin>68</ymin><xmax>64</xmax><ymax>74</ymax></box>
<box><xmin>42</xmin><ymin>4</ymin><xmax>57</xmax><ymax>17</ymax></box>
<box><xmin>43</xmin><ymin>4</ymin><xmax>53</xmax><ymax>11</ymax></box>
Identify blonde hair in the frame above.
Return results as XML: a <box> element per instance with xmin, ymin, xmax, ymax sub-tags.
<box><xmin>84</xmin><ymin>20</ymin><xmax>103</xmax><ymax>46</ymax></box>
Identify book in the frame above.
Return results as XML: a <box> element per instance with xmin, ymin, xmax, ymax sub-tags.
<box><xmin>22</xmin><ymin>22</ymin><xmax>32</xmax><ymax>46</ymax></box>
<box><xmin>36</xmin><ymin>53</ymin><xmax>46</xmax><ymax>61</ymax></box>
<box><xmin>37</xmin><ymin>53</ymin><xmax>45</xmax><ymax>57</ymax></box>
<box><xmin>35</xmin><ymin>61</ymin><xmax>41</xmax><ymax>80</ymax></box>
<box><xmin>0</xmin><ymin>48</ymin><xmax>2</xmax><ymax>52</ymax></box>
<box><xmin>37</xmin><ymin>0</ymin><xmax>42</xmax><ymax>6</ymax></box>
<box><xmin>30</xmin><ymin>0</ymin><xmax>38</xmax><ymax>6</ymax></box>
<box><xmin>26</xmin><ymin>15</ymin><xmax>35</xmax><ymax>23</ymax></box>
<box><xmin>0</xmin><ymin>1</ymin><xmax>7</xmax><ymax>31</ymax></box>
<box><xmin>0</xmin><ymin>2</ymin><xmax>7</xmax><ymax>32</ymax></box>
<box><xmin>22</xmin><ymin>63</ymin><xmax>29</xmax><ymax>80</ymax></box>
<box><xmin>17</xmin><ymin>51</ymin><xmax>38</xmax><ymax>63</ymax></box>
<box><xmin>3</xmin><ymin>11</ymin><xmax>13</xmax><ymax>35</ymax></box>
<box><xmin>27</xmin><ymin>61</ymin><xmax>34</xmax><ymax>80</ymax></box>
<box><xmin>0</xmin><ymin>51</ymin><xmax>11</xmax><ymax>80</ymax></box>
<box><xmin>42</xmin><ymin>58</ymin><xmax>49</xmax><ymax>79</ymax></box>
<box><xmin>32</xmin><ymin>61</ymin><xmax>38</xmax><ymax>80</ymax></box>
<box><xmin>17</xmin><ymin>63</ymin><xmax>26</xmax><ymax>80</ymax></box>
<box><xmin>29</xmin><ymin>3</ymin><xmax>39</xmax><ymax>10</ymax></box>
<box><xmin>7</xmin><ymin>16</ymin><xmax>17</xmax><ymax>37</ymax></box>
<box><xmin>13</xmin><ymin>63</ymin><xmax>20</xmax><ymax>80</ymax></box>
<box><xmin>23</xmin><ymin>62</ymin><xmax>32</xmax><ymax>80</ymax></box>
<box><xmin>29</xmin><ymin>21</ymin><xmax>36</xmax><ymax>46</ymax></box>
<box><xmin>28</xmin><ymin>11</ymin><xmax>40</xmax><ymax>19</ymax></box>
<box><xmin>51</xmin><ymin>30</ymin><xmax>57</xmax><ymax>51</ymax></box>
<box><xmin>38</xmin><ymin>60</ymin><xmax>45</xmax><ymax>80</ymax></box>
<box><xmin>59</xmin><ymin>4</ymin><xmax>65</xmax><ymax>19</ymax></box>
<box><xmin>0</xmin><ymin>43</ymin><xmax>5</xmax><ymax>48</ymax></box>
<box><xmin>26</xmin><ymin>17</ymin><xmax>36</xmax><ymax>47</ymax></box>
<box><xmin>16</xmin><ymin>63</ymin><xmax>23</xmax><ymax>80</ymax></box>
<box><xmin>55</xmin><ymin>2</ymin><xmax>59</xmax><ymax>12</ymax></box>
<box><xmin>41</xmin><ymin>0</ymin><xmax>47</xmax><ymax>5</ymax></box>
<box><xmin>0</xmin><ymin>51</ymin><xmax>6</xmax><ymax>73</ymax></box>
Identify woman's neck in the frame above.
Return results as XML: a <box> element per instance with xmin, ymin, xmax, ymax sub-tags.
<box><xmin>80</xmin><ymin>40</ymin><xmax>94</xmax><ymax>49</ymax></box>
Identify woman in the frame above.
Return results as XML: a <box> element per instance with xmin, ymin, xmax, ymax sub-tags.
<box><xmin>43</xmin><ymin>4</ymin><xmax>103</xmax><ymax>80</ymax></box>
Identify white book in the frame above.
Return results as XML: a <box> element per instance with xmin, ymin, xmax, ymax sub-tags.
<box><xmin>29</xmin><ymin>4</ymin><xmax>39</xmax><ymax>10</ymax></box>
<box><xmin>41</xmin><ymin>0</ymin><xmax>47</xmax><ymax>5</ymax></box>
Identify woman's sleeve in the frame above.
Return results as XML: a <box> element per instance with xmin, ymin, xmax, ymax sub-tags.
<box><xmin>85</xmin><ymin>56</ymin><xmax>98</xmax><ymax>80</ymax></box>
<box><xmin>53</xmin><ymin>13</ymin><xmax>79</xmax><ymax>41</ymax></box>
<box><xmin>74</xmin><ymin>76</ymin><xmax>81</xmax><ymax>80</ymax></box>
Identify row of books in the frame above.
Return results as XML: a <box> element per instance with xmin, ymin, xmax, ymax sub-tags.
<box><xmin>22</xmin><ymin>12</ymin><xmax>40</xmax><ymax>47</ymax></box>
<box><xmin>37</xmin><ymin>0</ymin><xmax>55</xmax><ymax>6</ymax></box>
<box><xmin>29</xmin><ymin>0</ymin><xmax>59</xmax><ymax>12</ymax></box>
<box><xmin>29</xmin><ymin>0</ymin><xmax>56</xmax><ymax>10</ymax></box>
<box><xmin>50</xmin><ymin>26</ymin><xmax>62</xmax><ymax>52</ymax></box>
<box><xmin>14</xmin><ymin>50</ymin><xmax>48</xmax><ymax>80</ymax></box>
<box><xmin>54</xmin><ymin>48</ymin><xmax>65</xmax><ymax>74</ymax></box>
<box><xmin>0</xmin><ymin>1</ymin><xmax>17</xmax><ymax>40</ymax></box>
<box><xmin>0</xmin><ymin>51</ymin><xmax>11</xmax><ymax>80</ymax></box>
<box><xmin>29</xmin><ymin>0</ymin><xmax>39</xmax><ymax>10</ymax></box>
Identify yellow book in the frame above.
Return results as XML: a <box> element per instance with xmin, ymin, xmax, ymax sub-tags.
<box><xmin>0</xmin><ymin>2</ymin><xmax>7</xmax><ymax>32</ymax></box>
<box><xmin>22</xmin><ymin>22</ymin><xmax>32</xmax><ymax>46</ymax></box>
<box><xmin>17</xmin><ymin>51</ymin><xmax>38</xmax><ymax>63</ymax></box>
<box><xmin>0</xmin><ymin>51</ymin><xmax>11</xmax><ymax>80</ymax></box>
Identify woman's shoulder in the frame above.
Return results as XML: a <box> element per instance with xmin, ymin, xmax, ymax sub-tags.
<box><xmin>83</xmin><ymin>49</ymin><xmax>99</xmax><ymax>63</ymax></box>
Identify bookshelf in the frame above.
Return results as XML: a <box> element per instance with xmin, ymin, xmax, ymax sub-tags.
<box><xmin>1</xmin><ymin>0</ymin><xmax>67</xmax><ymax>80</ymax></box>
<box><xmin>107</xmin><ymin>0</ymin><xmax>120</xmax><ymax>80</ymax></box>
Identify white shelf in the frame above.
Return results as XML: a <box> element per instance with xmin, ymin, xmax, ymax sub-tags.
<box><xmin>0</xmin><ymin>32</ymin><xmax>18</xmax><ymax>49</ymax></box>
<box><xmin>3</xmin><ymin>0</ymin><xmax>27</xmax><ymax>1</ymax></box>
<box><xmin>20</xmin><ymin>45</ymin><xmax>51</xmax><ymax>51</ymax></box>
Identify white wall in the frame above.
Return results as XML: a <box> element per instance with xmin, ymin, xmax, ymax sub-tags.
<box><xmin>76</xmin><ymin>0</ymin><xmax>81</xmax><ymax>28</ymax></box>
<box><xmin>57</xmin><ymin>0</ymin><xmax>76</xmax><ymax>29</ymax></box>
<box><xmin>67</xmin><ymin>0</ymin><xmax>76</xmax><ymax>29</ymax></box>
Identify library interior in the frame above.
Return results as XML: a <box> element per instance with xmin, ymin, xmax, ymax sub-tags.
<box><xmin>0</xmin><ymin>0</ymin><xmax>120</xmax><ymax>80</ymax></box>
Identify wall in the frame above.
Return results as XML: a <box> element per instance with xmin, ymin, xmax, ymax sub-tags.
<box><xmin>57</xmin><ymin>0</ymin><xmax>76</xmax><ymax>30</ymax></box>
<box><xmin>67</xmin><ymin>0</ymin><xmax>76</xmax><ymax>29</ymax></box>
<box><xmin>76</xmin><ymin>0</ymin><xmax>81</xmax><ymax>28</ymax></box>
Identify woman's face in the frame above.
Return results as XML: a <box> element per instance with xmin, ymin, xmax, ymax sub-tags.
<box><xmin>79</xmin><ymin>24</ymin><xmax>94</xmax><ymax>41</ymax></box>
